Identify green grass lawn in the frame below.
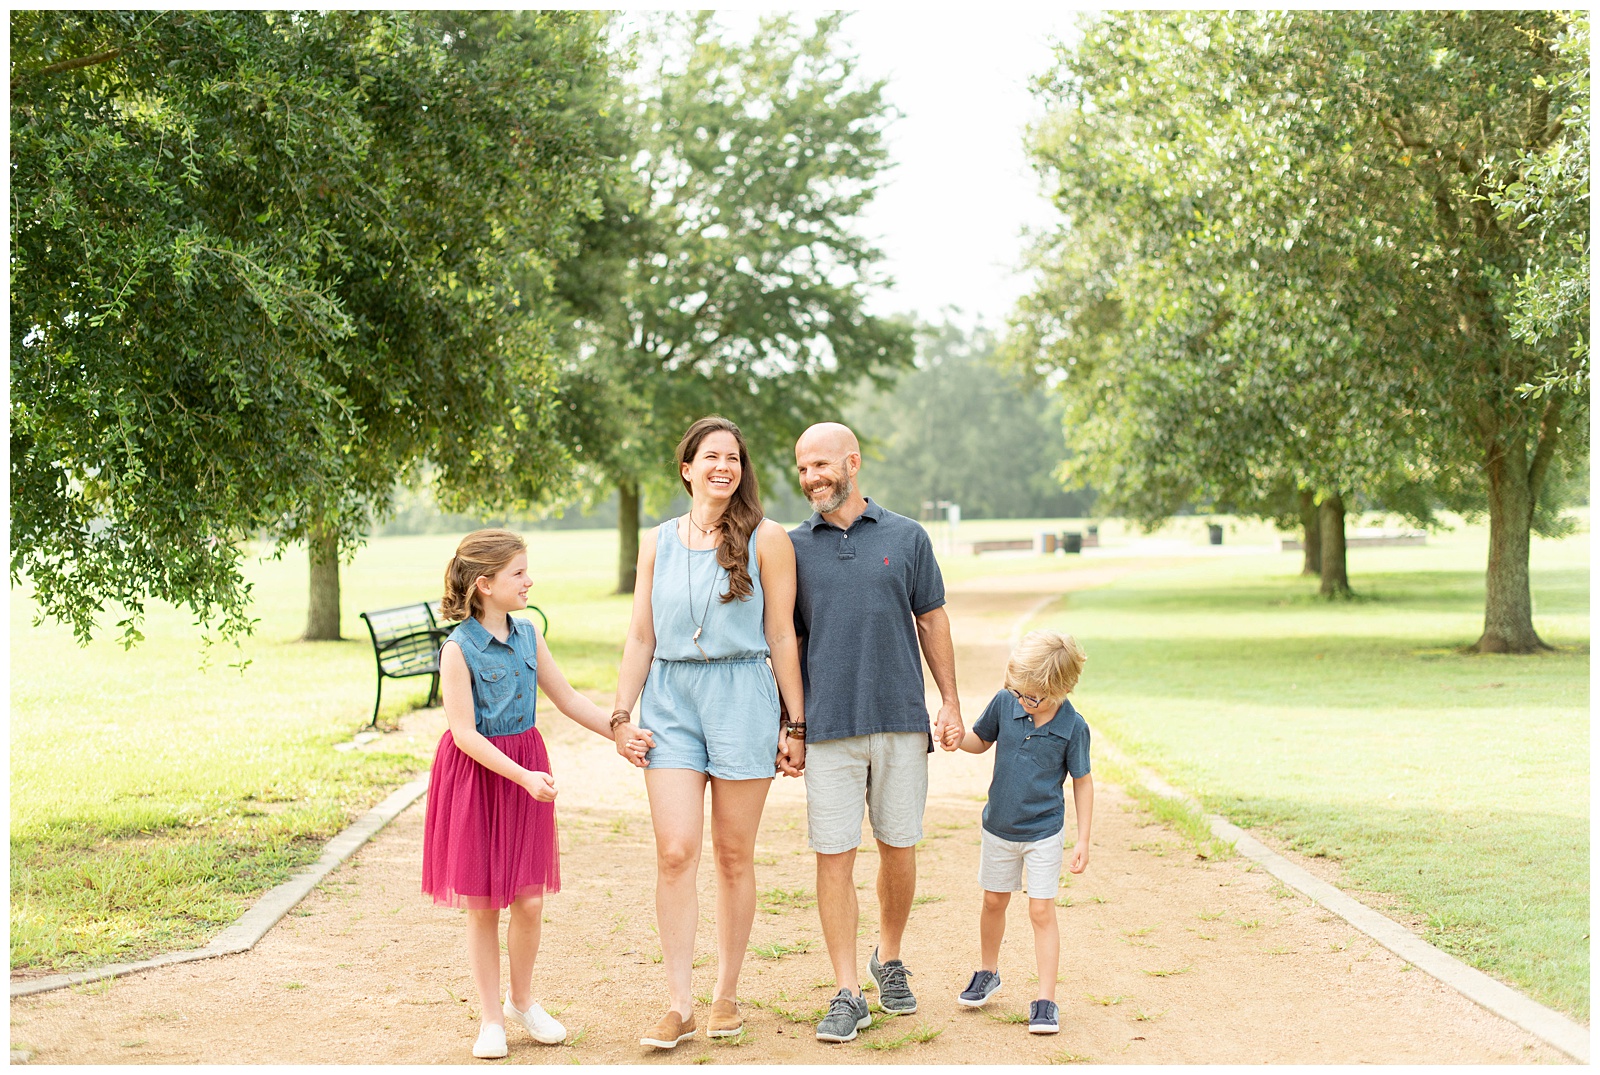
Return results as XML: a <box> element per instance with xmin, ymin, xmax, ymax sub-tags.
<box><xmin>9</xmin><ymin>530</ymin><xmax>633</xmax><ymax>972</ymax></box>
<box><xmin>1028</xmin><ymin>521</ymin><xmax>1590</xmax><ymax>1020</ymax></box>
<box><xmin>12</xmin><ymin>512</ymin><xmax>1589</xmax><ymax>1025</ymax></box>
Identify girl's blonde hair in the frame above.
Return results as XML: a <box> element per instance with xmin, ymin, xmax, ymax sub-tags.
<box><xmin>1006</xmin><ymin>629</ymin><xmax>1087</xmax><ymax>699</ymax></box>
<box><xmin>441</xmin><ymin>529</ymin><xmax>527</xmax><ymax>622</ymax></box>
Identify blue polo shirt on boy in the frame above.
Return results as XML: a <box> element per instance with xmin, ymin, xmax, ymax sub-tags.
<box><xmin>972</xmin><ymin>689</ymin><xmax>1091</xmax><ymax>842</ymax></box>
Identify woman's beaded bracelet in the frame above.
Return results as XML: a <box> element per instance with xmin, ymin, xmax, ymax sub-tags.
<box><xmin>609</xmin><ymin>710</ymin><xmax>632</xmax><ymax>730</ymax></box>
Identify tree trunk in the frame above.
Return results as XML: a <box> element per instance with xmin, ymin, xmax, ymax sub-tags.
<box><xmin>1471</xmin><ymin>403</ymin><xmax>1558</xmax><ymax>653</ymax></box>
<box><xmin>616</xmin><ymin>478</ymin><xmax>640</xmax><ymax>595</ymax></box>
<box><xmin>1298</xmin><ymin>489</ymin><xmax>1322</xmax><ymax>576</ymax></box>
<box><xmin>1318</xmin><ymin>492</ymin><xmax>1350</xmax><ymax>599</ymax></box>
<box><xmin>305</xmin><ymin>523</ymin><xmax>342</xmax><ymax>640</ymax></box>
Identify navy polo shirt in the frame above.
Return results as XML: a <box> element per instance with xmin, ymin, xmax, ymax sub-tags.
<box><xmin>972</xmin><ymin>689</ymin><xmax>1091</xmax><ymax>841</ymax></box>
<box><xmin>789</xmin><ymin>499</ymin><xmax>946</xmax><ymax>745</ymax></box>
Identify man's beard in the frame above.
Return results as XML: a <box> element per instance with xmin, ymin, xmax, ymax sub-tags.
<box><xmin>807</xmin><ymin>476</ymin><xmax>850</xmax><ymax>514</ymax></box>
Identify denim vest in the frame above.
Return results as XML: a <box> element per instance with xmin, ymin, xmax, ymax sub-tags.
<box><xmin>447</xmin><ymin>615</ymin><xmax>538</xmax><ymax>738</ymax></box>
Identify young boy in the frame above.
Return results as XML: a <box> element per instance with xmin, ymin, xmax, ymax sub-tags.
<box><xmin>956</xmin><ymin>630</ymin><xmax>1093</xmax><ymax>1034</ymax></box>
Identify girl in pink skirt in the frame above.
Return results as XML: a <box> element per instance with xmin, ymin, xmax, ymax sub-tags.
<box><xmin>423</xmin><ymin>529</ymin><xmax>650</xmax><ymax>1058</ymax></box>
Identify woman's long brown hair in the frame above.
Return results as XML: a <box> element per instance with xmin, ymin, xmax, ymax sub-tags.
<box><xmin>676</xmin><ymin>416</ymin><xmax>763</xmax><ymax>603</ymax></box>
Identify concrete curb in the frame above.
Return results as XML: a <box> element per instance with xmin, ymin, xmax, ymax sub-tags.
<box><xmin>10</xmin><ymin>775</ymin><xmax>430</xmax><ymax>999</ymax></box>
<box><xmin>1117</xmin><ymin>751</ymin><xmax>1590</xmax><ymax>1064</ymax></box>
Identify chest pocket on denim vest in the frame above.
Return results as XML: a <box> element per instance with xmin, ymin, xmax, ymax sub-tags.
<box><xmin>477</xmin><ymin>665</ymin><xmax>513</xmax><ymax>703</ymax></box>
<box><xmin>1024</xmin><ymin>733</ymin><xmax>1068</xmax><ymax>773</ymax></box>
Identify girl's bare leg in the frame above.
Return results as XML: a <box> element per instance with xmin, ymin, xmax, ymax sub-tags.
<box><xmin>466</xmin><ymin>907</ymin><xmax>505</xmax><ymax>1026</ymax></box>
<box><xmin>506</xmin><ymin>894</ymin><xmax>544</xmax><ymax>1011</ymax></box>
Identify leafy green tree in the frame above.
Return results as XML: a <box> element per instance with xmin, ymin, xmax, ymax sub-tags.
<box><xmin>847</xmin><ymin>322</ymin><xmax>1093</xmax><ymax>520</ymax></box>
<box><xmin>11</xmin><ymin>11</ymin><xmax>611</xmax><ymax>645</ymax></box>
<box><xmin>1015</xmin><ymin>11</ymin><xmax>1587</xmax><ymax>638</ymax></box>
<box><xmin>1490</xmin><ymin>16</ymin><xmax>1590</xmax><ymax>402</ymax></box>
<box><xmin>549</xmin><ymin>13</ymin><xmax>913</xmax><ymax>591</ymax></box>
<box><xmin>283</xmin><ymin>10</ymin><xmax>613</xmax><ymax>639</ymax></box>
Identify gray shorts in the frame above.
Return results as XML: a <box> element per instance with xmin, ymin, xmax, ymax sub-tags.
<box><xmin>978</xmin><ymin>827</ymin><xmax>1065</xmax><ymax>899</ymax></box>
<box><xmin>804</xmin><ymin>732</ymin><xmax>928</xmax><ymax>854</ymax></box>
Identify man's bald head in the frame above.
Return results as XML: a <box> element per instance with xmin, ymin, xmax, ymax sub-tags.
<box><xmin>796</xmin><ymin>422</ymin><xmax>859</xmax><ymax>460</ymax></box>
<box><xmin>795</xmin><ymin>422</ymin><xmax>864</xmax><ymax>517</ymax></box>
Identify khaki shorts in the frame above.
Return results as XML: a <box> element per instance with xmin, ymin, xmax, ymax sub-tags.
<box><xmin>978</xmin><ymin>827</ymin><xmax>1065</xmax><ymax>899</ymax></box>
<box><xmin>804</xmin><ymin>732</ymin><xmax>929</xmax><ymax>854</ymax></box>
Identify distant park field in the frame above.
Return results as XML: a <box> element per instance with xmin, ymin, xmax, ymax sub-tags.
<box><xmin>10</xmin><ymin>513</ymin><xmax>1588</xmax><ymax>1020</ymax></box>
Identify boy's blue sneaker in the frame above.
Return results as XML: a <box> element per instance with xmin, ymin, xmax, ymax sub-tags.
<box><xmin>1028</xmin><ymin>999</ymin><xmax>1060</xmax><ymax>1034</ymax></box>
<box><xmin>869</xmin><ymin>946</ymin><xmax>917</xmax><ymax>1014</ymax></box>
<box><xmin>957</xmin><ymin>969</ymin><xmax>1002</xmax><ymax>1008</ymax></box>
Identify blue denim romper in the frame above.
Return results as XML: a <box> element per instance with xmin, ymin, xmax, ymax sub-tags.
<box><xmin>639</xmin><ymin>519</ymin><xmax>780</xmax><ymax>779</ymax></box>
<box><xmin>447</xmin><ymin>615</ymin><xmax>539</xmax><ymax>737</ymax></box>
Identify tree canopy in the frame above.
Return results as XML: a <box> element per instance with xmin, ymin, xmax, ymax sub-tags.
<box><xmin>546</xmin><ymin>13</ymin><xmax>914</xmax><ymax>590</ymax></box>
<box><xmin>11</xmin><ymin>11</ymin><xmax>612</xmax><ymax>644</ymax></box>
<box><xmin>849</xmin><ymin>322</ymin><xmax>1093</xmax><ymax>521</ymax></box>
<box><xmin>1014</xmin><ymin>10</ymin><xmax>1588</xmax><ymax>643</ymax></box>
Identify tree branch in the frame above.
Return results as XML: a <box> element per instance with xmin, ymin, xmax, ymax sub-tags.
<box><xmin>12</xmin><ymin>48</ymin><xmax>124</xmax><ymax>86</ymax></box>
<box><xmin>1525</xmin><ymin>391</ymin><xmax>1563</xmax><ymax>512</ymax></box>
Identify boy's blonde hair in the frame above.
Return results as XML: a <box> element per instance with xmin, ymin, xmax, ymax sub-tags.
<box><xmin>1006</xmin><ymin>629</ymin><xmax>1087</xmax><ymax>699</ymax></box>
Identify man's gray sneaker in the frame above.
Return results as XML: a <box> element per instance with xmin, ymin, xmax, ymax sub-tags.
<box><xmin>1028</xmin><ymin>999</ymin><xmax>1060</xmax><ymax>1034</ymax></box>
<box><xmin>815</xmin><ymin>989</ymin><xmax>871</xmax><ymax>1043</ymax></box>
<box><xmin>869</xmin><ymin>947</ymin><xmax>917</xmax><ymax>1015</ymax></box>
<box><xmin>957</xmin><ymin>969</ymin><xmax>1002</xmax><ymax>1008</ymax></box>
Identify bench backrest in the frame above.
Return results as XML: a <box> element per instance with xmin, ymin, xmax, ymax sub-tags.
<box><xmin>360</xmin><ymin>603</ymin><xmax>445</xmax><ymax>677</ymax></box>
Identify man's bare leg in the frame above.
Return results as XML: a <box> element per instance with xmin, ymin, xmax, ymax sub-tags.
<box><xmin>815</xmin><ymin>848</ymin><xmax>860</xmax><ymax>993</ymax></box>
<box><xmin>874</xmin><ymin>841</ymin><xmax>916</xmax><ymax>962</ymax></box>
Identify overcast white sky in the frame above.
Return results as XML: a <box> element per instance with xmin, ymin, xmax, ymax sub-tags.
<box><xmin>839</xmin><ymin>10</ymin><xmax>1085</xmax><ymax>329</ymax></box>
<box><xmin>708</xmin><ymin>8</ymin><xmax>1090</xmax><ymax>331</ymax></box>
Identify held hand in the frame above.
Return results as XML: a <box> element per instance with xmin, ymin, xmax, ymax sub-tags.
<box><xmin>1067</xmin><ymin>840</ymin><xmax>1089</xmax><ymax>874</ymax></box>
<box><xmin>776</xmin><ymin>732</ymin><xmax>806</xmax><ymax>777</ymax></box>
<box><xmin>523</xmin><ymin>770</ymin><xmax>557</xmax><ymax>802</ymax></box>
<box><xmin>614</xmin><ymin>722</ymin><xmax>654</xmax><ymax>768</ymax></box>
<box><xmin>933</xmin><ymin>701</ymin><xmax>964</xmax><ymax>751</ymax></box>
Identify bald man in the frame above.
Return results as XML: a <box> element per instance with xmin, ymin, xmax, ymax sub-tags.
<box><xmin>789</xmin><ymin>422</ymin><xmax>963</xmax><ymax>1043</ymax></box>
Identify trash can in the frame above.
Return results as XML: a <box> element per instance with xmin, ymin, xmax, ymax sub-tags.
<box><xmin>1063</xmin><ymin>532</ymin><xmax>1083</xmax><ymax>554</ymax></box>
<box><xmin>1208</xmin><ymin>524</ymin><xmax>1224</xmax><ymax>546</ymax></box>
<box><xmin>1039</xmin><ymin>532</ymin><xmax>1059</xmax><ymax>554</ymax></box>
<box><xmin>1084</xmin><ymin>524</ymin><xmax>1099</xmax><ymax>548</ymax></box>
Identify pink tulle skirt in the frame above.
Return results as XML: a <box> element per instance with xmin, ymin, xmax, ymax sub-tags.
<box><xmin>421</xmin><ymin>726</ymin><xmax>560</xmax><ymax>909</ymax></box>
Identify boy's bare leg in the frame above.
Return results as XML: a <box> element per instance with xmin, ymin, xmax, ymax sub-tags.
<box><xmin>1029</xmin><ymin>897</ymin><xmax>1060</xmax><ymax>1002</ymax></box>
<box><xmin>980</xmin><ymin>889</ymin><xmax>1009</xmax><ymax>971</ymax></box>
<box><xmin>875</xmin><ymin>841</ymin><xmax>916</xmax><ymax>961</ymax></box>
<box><xmin>816</xmin><ymin>848</ymin><xmax>861</xmax><ymax>992</ymax></box>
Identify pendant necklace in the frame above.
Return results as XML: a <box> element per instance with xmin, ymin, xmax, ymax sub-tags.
<box><xmin>686</xmin><ymin>512</ymin><xmax>721</xmax><ymax>661</ymax></box>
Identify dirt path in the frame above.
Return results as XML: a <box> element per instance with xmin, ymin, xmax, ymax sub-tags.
<box><xmin>10</xmin><ymin>562</ymin><xmax>1567</xmax><ymax>1064</ymax></box>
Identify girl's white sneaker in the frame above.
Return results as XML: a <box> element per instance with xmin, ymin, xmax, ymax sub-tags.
<box><xmin>472</xmin><ymin>1022</ymin><xmax>508</xmax><ymax>1059</ymax></box>
<box><xmin>505</xmin><ymin>996</ymin><xmax>567</xmax><ymax>1044</ymax></box>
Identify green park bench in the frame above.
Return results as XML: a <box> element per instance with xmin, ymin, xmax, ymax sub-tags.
<box><xmin>358</xmin><ymin>601</ymin><xmax>548</xmax><ymax>728</ymax></box>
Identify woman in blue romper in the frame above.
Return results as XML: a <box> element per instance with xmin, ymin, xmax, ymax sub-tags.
<box><xmin>608</xmin><ymin>416</ymin><xmax>807</xmax><ymax>1049</ymax></box>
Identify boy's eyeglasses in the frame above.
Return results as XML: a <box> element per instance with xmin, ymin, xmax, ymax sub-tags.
<box><xmin>1007</xmin><ymin>687</ymin><xmax>1045</xmax><ymax>707</ymax></box>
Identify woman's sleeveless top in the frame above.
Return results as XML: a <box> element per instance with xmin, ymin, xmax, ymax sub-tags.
<box><xmin>650</xmin><ymin>519</ymin><xmax>769</xmax><ymax>662</ymax></box>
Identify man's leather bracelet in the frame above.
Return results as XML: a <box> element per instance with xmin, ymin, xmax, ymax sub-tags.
<box><xmin>781</xmin><ymin>718</ymin><xmax>806</xmax><ymax>741</ymax></box>
<box><xmin>609</xmin><ymin>710</ymin><xmax>632</xmax><ymax>730</ymax></box>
